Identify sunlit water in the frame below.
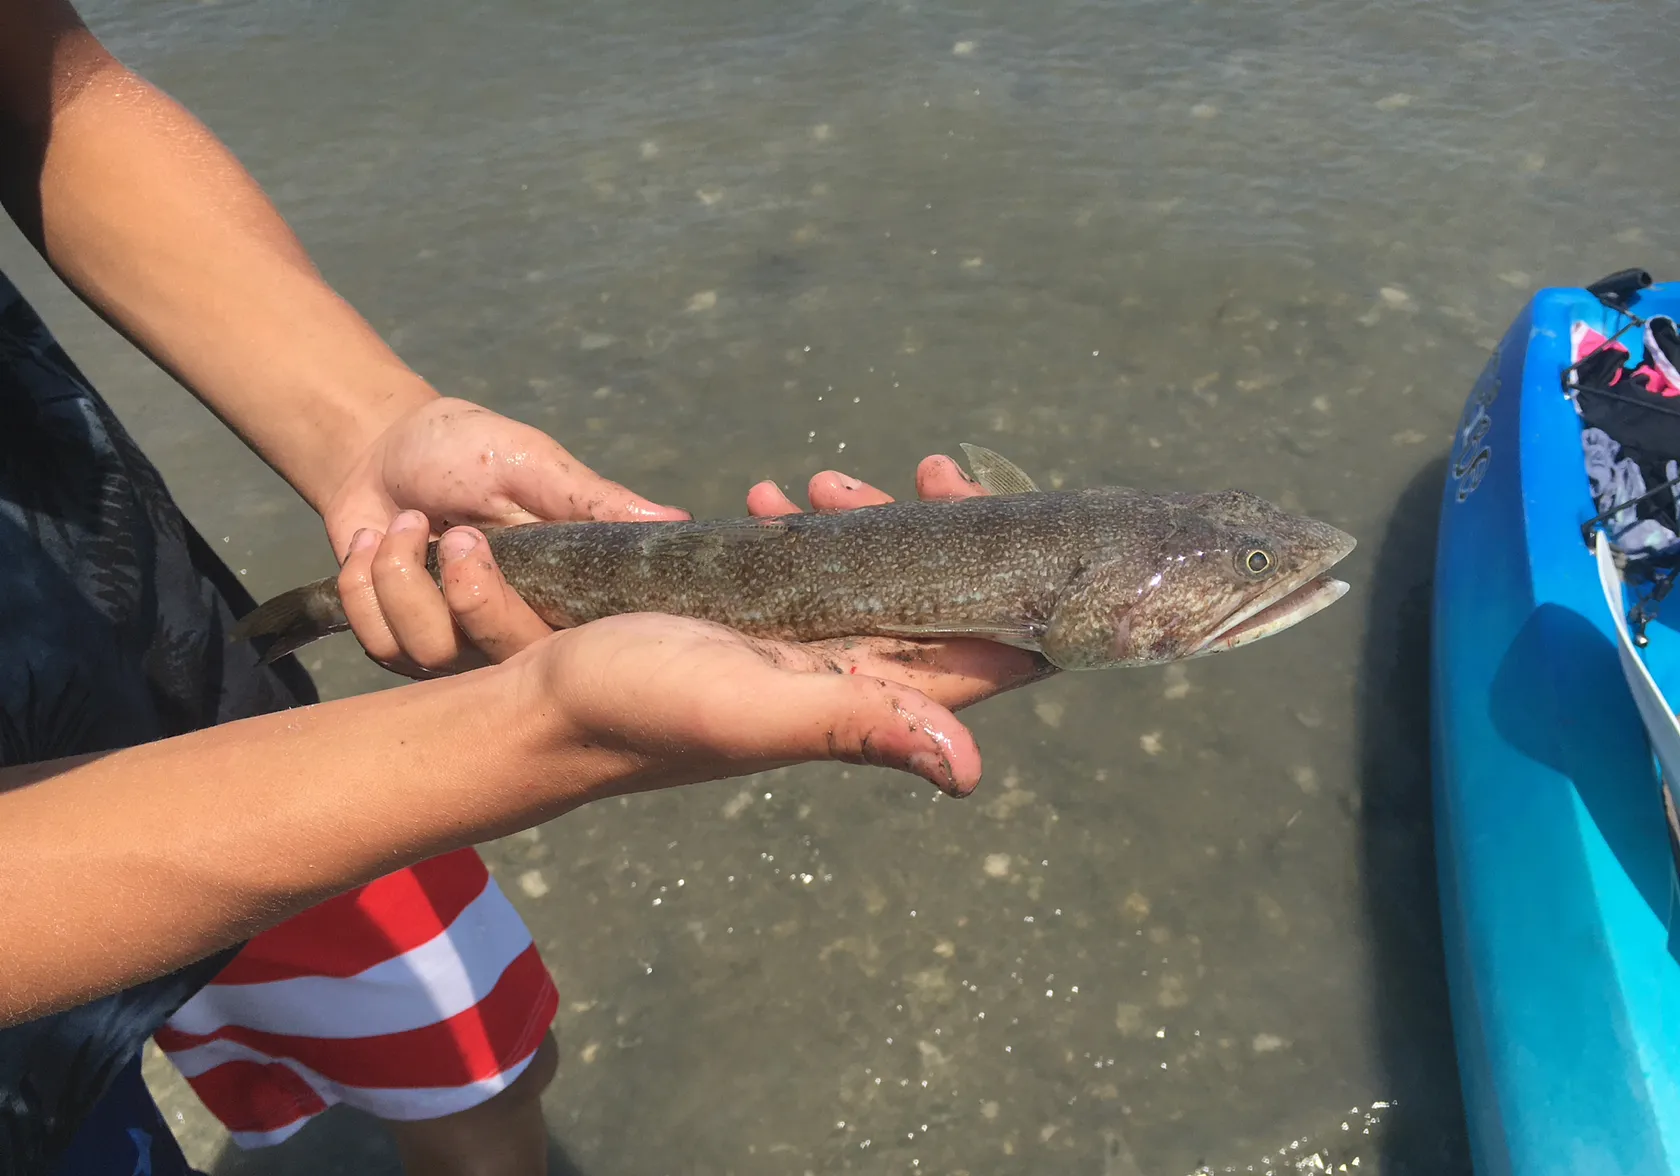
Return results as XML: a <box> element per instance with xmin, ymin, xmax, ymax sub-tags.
<box><xmin>8</xmin><ymin>0</ymin><xmax>1680</xmax><ymax>1170</ymax></box>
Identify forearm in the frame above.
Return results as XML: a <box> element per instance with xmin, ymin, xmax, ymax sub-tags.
<box><xmin>0</xmin><ymin>14</ymin><xmax>434</xmax><ymax>511</ymax></box>
<box><xmin>0</xmin><ymin>666</ymin><xmax>583</xmax><ymax>1026</ymax></box>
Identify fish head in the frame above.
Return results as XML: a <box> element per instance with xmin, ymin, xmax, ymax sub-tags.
<box><xmin>1043</xmin><ymin>489</ymin><xmax>1356</xmax><ymax>670</ymax></box>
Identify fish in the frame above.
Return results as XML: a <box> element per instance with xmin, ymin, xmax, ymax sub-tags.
<box><xmin>230</xmin><ymin>444</ymin><xmax>1356</xmax><ymax>670</ymax></box>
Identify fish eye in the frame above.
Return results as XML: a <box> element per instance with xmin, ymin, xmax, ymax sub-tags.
<box><xmin>1240</xmin><ymin>547</ymin><xmax>1275</xmax><ymax>577</ymax></box>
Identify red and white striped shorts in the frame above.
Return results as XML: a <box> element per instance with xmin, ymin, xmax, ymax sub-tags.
<box><xmin>150</xmin><ymin>848</ymin><xmax>558</xmax><ymax>1148</ymax></box>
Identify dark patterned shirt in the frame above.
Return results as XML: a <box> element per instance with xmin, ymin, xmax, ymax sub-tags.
<box><xmin>0</xmin><ymin>269</ymin><xmax>317</xmax><ymax>1174</ymax></box>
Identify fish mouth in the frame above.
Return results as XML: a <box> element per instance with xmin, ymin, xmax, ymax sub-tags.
<box><xmin>1192</xmin><ymin>535</ymin><xmax>1357</xmax><ymax>657</ymax></box>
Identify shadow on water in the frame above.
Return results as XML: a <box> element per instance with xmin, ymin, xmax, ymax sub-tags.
<box><xmin>1488</xmin><ymin>603</ymin><xmax>1672</xmax><ymax>924</ymax></box>
<box><xmin>1354</xmin><ymin>455</ymin><xmax>1474</xmax><ymax>1175</ymax></box>
<box><xmin>206</xmin><ymin>1111</ymin><xmax>590</xmax><ymax>1176</ymax></box>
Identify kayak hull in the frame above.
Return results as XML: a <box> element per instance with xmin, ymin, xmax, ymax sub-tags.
<box><xmin>1431</xmin><ymin>283</ymin><xmax>1680</xmax><ymax>1174</ymax></box>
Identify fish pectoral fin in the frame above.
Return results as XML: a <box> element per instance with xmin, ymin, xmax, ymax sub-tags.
<box><xmin>959</xmin><ymin>442</ymin><xmax>1041</xmax><ymax>495</ymax></box>
<box><xmin>871</xmin><ymin>621</ymin><xmax>1044</xmax><ymax>650</ymax></box>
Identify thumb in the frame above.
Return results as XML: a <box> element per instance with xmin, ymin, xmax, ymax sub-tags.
<box><xmin>501</xmin><ymin>437</ymin><xmax>691</xmax><ymax>524</ymax></box>
<box><xmin>746</xmin><ymin>668</ymin><xmax>984</xmax><ymax>797</ymax></box>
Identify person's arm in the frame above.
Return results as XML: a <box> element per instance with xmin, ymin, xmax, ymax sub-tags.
<box><xmin>0</xmin><ymin>0</ymin><xmax>672</xmax><ymax>537</ymax></box>
<box><xmin>0</xmin><ymin>612</ymin><xmax>984</xmax><ymax>1027</ymax></box>
<box><xmin>0</xmin><ymin>1</ymin><xmax>432</xmax><ymax>511</ymax></box>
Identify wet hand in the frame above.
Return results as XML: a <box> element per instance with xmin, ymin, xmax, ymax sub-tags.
<box><xmin>742</xmin><ymin>454</ymin><xmax>1060</xmax><ymax>710</ymax></box>
<box><xmin>322</xmin><ymin>397</ymin><xmax>689</xmax><ymax>677</ymax></box>
<box><xmin>511</xmin><ymin>611</ymin><xmax>985</xmax><ymax>798</ymax></box>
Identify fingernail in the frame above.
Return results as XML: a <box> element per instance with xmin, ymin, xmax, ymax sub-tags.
<box><xmin>349</xmin><ymin>528</ymin><xmax>377</xmax><ymax>553</ymax></box>
<box><xmin>437</xmin><ymin>528</ymin><xmax>478</xmax><ymax>562</ymax></box>
<box><xmin>837</xmin><ymin>474</ymin><xmax>863</xmax><ymax>491</ymax></box>
<box><xmin>390</xmin><ymin>510</ymin><xmax>426</xmax><ymax>533</ymax></box>
<box><xmin>908</xmin><ymin>750</ymin><xmax>963</xmax><ymax>796</ymax></box>
<box><xmin>931</xmin><ymin>453</ymin><xmax>973</xmax><ymax>482</ymax></box>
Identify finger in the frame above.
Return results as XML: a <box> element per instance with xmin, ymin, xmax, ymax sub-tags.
<box><xmin>436</xmin><ymin>526</ymin><xmax>556</xmax><ymax>663</ymax></box>
<box><xmin>806</xmin><ymin>471</ymin><xmax>895</xmax><ymax>513</ymax></box>
<box><xmin>804</xmin><ymin>637</ymin><xmax>1058</xmax><ymax>711</ymax></box>
<box><xmin>499</xmin><ymin>435</ymin><xmax>691</xmax><ymax>524</ymax></box>
<box><xmin>824</xmin><ymin>673</ymin><xmax>982</xmax><ymax>796</ymax></box>
<box><xmin>368</xmin><ymin>509</ymin><xmax>471</xmax><ymax>673</ymax></box>
<box><xmin>337</xmin><ymin>526</ymin><xmax>406</xmax><ymax>668</ymax></box>
<box><xmin>746</xmin><ymin>480</ymin><xmax>805</xmax><ymax>517</ymax></box>
<box><xmin>745</xmin><ymin>668</ymin><xmax>983</xmax><ymax>796</ymax></box>
<box><xmin>916</xmin><ymin>454</ymin><xmax>991</xmax><ymax>501</ymax></box>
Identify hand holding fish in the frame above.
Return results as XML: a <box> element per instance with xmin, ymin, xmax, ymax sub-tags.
<box><xmin>320</xmin><ymin>396</ymin><xmax>690</xmax><ymax>676</ymax></box>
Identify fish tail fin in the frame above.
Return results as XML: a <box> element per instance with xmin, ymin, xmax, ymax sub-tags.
<box><xmin>229</xmin><ymin>578</ymin><xmax>348</xmax><ymax>664</ymax></box>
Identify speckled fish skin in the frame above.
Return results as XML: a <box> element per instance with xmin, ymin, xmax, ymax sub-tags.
<box><xmin>231</xmin><ymin>460</ymin><xmax>1357</xmax><ymax>672</ymax></box>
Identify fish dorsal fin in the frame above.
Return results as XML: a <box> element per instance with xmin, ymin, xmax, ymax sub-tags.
<box><xmin>959</xmin><ymin>442</ymin><xmax>1041</xmax><ymax>495</ymax></box>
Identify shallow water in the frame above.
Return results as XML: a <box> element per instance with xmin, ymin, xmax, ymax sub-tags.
<box><xmin>11</xmin><ymin>0</ymin><xmax>1680</xmax><ymax>1170</ymax></box>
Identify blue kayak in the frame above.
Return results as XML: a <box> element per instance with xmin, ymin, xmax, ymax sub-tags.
<box><xmin>1432</xmin><ymin>274</ymin><xmax>1680</xmax><ymax>1173</ymax></box>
